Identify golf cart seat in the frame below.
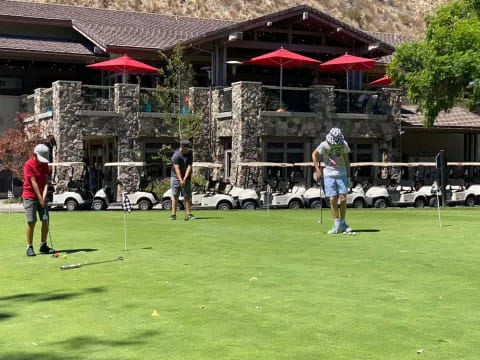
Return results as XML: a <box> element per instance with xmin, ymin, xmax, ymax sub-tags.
<box><xmin>67</xmin><ymin>180</ymin><xmax>86</xmax><ymax>192</ymax></box>
<box><xmin>215</xmin><ymin>181</ymin><xmax>227</xmax><ymax>194</ymax></box>
<box><xmin>447</xmin><ymin>179</ymin><xmax>465</xmax><ymax>191</ymax></box>
<box><xmin>398</xmin><ymin>179</ymin><xmax>415</xmax><ymax>192</ymax></box>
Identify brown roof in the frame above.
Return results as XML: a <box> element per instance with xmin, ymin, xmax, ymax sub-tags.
<box><xmin>402</xmin><ymin>107</ymin><xmax>480</xmax><ymax>129</ymax></box>
<box><xmin>368</xmin><ymin>32</ymin><xmax>412</xmax><ymax>64</ymax></box>
<box><xmin>0</xmin><ymin>0</ymin><xmax>235</xmax><ymax>51</ymax></box>
<box><xmin>0</xmin><ymin>34</ymin><xmax>94</xmax><ymax>56</ymax></box>
<box><xmin>1</xmin><ymin>1</ymin><xmax>393</xmax><ymax>54</ymax></box>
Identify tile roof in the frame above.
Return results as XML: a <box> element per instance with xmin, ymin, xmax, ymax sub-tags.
<box><xmin>0</xmin><ymin>0</ymin><xmax>235</xmax><ymax>50</ymax></box>
<box><xmin>367</xmin><ymin>32</ymin><xmax>413</xmax><ymax>64</ymax></box>
<box><xmin>0</xmin><ymin>1</ymin><xmax>393</xmax><ymax>54</ymax></box>
<box><xmin>402</xmin><ymin>107</ymin><xmax>480</xmax><ymax>129</ymax></box>
<box><xmin>0</xmin><ymin>34</ymin><xmax>94</xmax><ymax>55</ymax></box>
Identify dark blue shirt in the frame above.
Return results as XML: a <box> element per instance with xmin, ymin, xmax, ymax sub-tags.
<box><xmin>171</xmin><ymin>149</ymin><xmax>193</xmax><ymax>179</ymax></box>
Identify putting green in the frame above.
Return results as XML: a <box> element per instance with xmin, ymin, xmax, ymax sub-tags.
<box><xmin>1</xmin><ymin>208</ymin><xmax>479</xmax><ymax>359</ymax></box>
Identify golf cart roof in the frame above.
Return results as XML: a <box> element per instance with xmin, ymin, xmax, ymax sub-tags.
<box><xmin>48</xmin><ymin>162</ymin><xmax>85</xmax><ymax>167</ymax></box>
<box><xmin>237</xmin><ymin>162</ymin><xmax>293</xmax><ymax>167</ymax></box>
<box><xmin>293</xmin><ymin>162</ymin><xmax>327</xmax><ymax>167</ymax></box>
<box><xmin>447</xmin><ymin>162</ymin><xmax>480</xmax><ymax>166</ymax></box>
<box><xmin>193</xmin><ymin>162</ymin><xmax>223</xmax><ymax>168</ymax></box>
<box><xmin>104</xmin><ymin>162</ymin><xmax>146</xmax><ymax>167</ymax></box>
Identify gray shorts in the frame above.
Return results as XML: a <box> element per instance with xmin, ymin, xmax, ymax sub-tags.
<box><xmin>170</xmin><ymin>177</ymin><xmax>192</xmax><ymax>199</ymax></box>
<box><xmin>23</xmin><ymin>198</ymin><xmax>47</xmax><ymax>223</ymax></box>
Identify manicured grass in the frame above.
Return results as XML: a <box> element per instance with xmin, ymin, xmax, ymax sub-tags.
<box><xmin>1</xmin><ymin>208</ymin><xmax>479</xmax><ymax>359</ymax></box>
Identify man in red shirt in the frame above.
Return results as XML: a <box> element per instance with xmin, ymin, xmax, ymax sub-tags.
<box><xmin>22</xmin><ymin>144</ymin><xmax>54</xmax><ymax>256</ymax></box>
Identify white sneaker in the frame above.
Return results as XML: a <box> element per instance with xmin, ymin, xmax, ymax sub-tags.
<box><xmin>327</xmin><ymin>222</ymin><xmax>343</xmax><ymax>234</ymax></box>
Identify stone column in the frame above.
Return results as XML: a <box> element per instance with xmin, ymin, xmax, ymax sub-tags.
<box><xmin>189</xmin><ymin>87</ymin><xmax>212</xmax><ymax>163</ymax></box>
<box><xmin>309</xmin><ymin>85</ymin><xmax>335</xmax><ymax>117</ymax></box>
<box><xmin>381</xmin><ymin>88</ymin><xmax>403</xmax><ymax>161</ymax></box>
<box><xmin>51</xmin><ymin>81</ymin><xmax>83</xmax><ymax>189</ymax></box>
<box><xmin>231</xmin><ymin>81</ymin><xmax>262</xmax><ymax>184</ymax></box>
<box><xmin>114</xmin><ymin>83</ymin><xmax>141</xmax><ymax>195</ymax></box>
<box><xmin>34</xmin><ymin>88</ymin><xmax>47</xmax><ymax>121</ymax></box>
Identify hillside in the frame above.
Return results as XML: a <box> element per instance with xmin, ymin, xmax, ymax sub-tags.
<box><xmin>28</xmin><ymin>0</ymin><xmax>451</xmax><ymax>38</ymax></box>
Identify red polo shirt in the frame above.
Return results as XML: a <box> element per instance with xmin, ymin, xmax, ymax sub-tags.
<box><xmin>22</xmin><ymin>157</ymin><xmax>49</xmax><ymax>200</ymax></box>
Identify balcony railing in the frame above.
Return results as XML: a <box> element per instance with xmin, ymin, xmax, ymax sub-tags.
<box><xmin>40</xmin><ymin>88</ymin><xmax>53</xmax><ymax>114</ymax></box>
<box><xmin>334</xmin><ymin>89</ymin><xmax>388</xmax><ymax>115</ymax></box>
<box><xmin>81</xmin><ymin>85</ymin><xmax>114</xmax><ymax>112</ymax></box>
<box><xmin>262</xmin><ymin>86</ymin><xmax>311</xmax><ymax>112</ymax></box>
<box><xmin>140</xmin><ymin>88</ymin><xmax>189</xmax><ymax>114</ymax></box>
<box><xmin>218</xmin><ymin>87</ymin><xmax>232</xmax><ymax>113</ymax></box>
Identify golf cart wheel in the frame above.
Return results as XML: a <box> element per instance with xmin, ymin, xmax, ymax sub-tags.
<box><xmin>242</xmin><ymin>200</ymin><xmax>256</xmax><ymax>210</ymax></box>
<box><xmin>138</xmin><ymin>199</ymin><xmax>152</xmax><ymax>211</ymax></box>
<box><xmin>465</xmin><ymin>196</ymin><xmax>476</xmax><ymax>207</ymax></box>
<box><xmin>352</xmin><ymin>198</ymin><xmax>366</xmax><ymax>209</ymax></box>
<box><xmin>310</xmin><ymin>200</ymin><xmax>322</xmax><ymax>209</ymax></box>
<box><xmin>288</xmin><ymin>200</ymin><xmax>302</xmax><ymax>209</ymax></box>
<box><xmin>92</xmin><ymin>199</ymin><xmax>105</xmax><ymax>211</ymax></box>
<box><xmin>65</xmin><ymin>199</ymin><xmax>78</xmax><ymax>211</ymax></box>
<box><xmin>374</xmin><ymin>198</ymin><xmax>387</xmax><ymax>209</ymax></box>
<box><xmin>162</xmin><ymin>199</ymin><xmax>172</xmax><ymax>210</ymax></box>
<box><xmin>217</xmin><ymin>201</ymin><xmax>232</xmax><ymax>211</ymax></box>
<box><xmin>414</xmin><ymin>197</ymin><xmax>426</xmax><ymax>208</ymax></box>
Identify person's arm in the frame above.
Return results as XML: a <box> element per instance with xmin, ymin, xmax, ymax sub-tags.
<box><xmin>344</xmin><ymin>153</ymin><xmax>351</xmax><ymax>178</ymax></box>
<box><xmin>312</xmin><ymin>149</ymin><xmax>323</xmax><ymax>179</ymax></box>
<box><xmin>30</xmin><ymin>176</ymin><xmax>46</xmax><ymax>207</ymax></box>
<box><xmin>183</xmin><ymin>164</ymin><xmax>192</xmax><ymax>182</ymax></box>
<box><xmin>173</xmin><ymin>164</ymin><xmax>184</xmax><ymax>185</ymax></box>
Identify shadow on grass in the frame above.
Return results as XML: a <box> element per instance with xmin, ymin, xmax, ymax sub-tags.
<box><xmin>51</xmin><ymin>330</ymin><xmax>160</xmax><ymax>349</ymax></box>
<box><xmin>56</xmin><ymin>248</ymin><xmax>98</xmax><ymax>254</ymax></box>
<box><xmin>354</xmin><ymin>229</ymin><xmax>380</xmax><ymax>233</ymax></box>
<box><xmin>0</xmin><ymin>287</ymin><xmax>107</xmax><ymax>302</ymax></box>
<box><xmin>0</xmin><ymin>353</ymin><xmax>76</xmax><ymax>360</ymax></box>
<box><xmin>0</xmin><ymin>312</ymin><xmax>15</xmax><ymax>321</ymax></box>
<box><xmin>189</xmin><ymin>217</ymin><xmax>222</xmax><ymax>220</ymax></box>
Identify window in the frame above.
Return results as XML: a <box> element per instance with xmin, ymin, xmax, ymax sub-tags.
<box><xmin>265</xmin><ymin>139</ymin><xmax>309</xmax><ymax>179</ymax></box>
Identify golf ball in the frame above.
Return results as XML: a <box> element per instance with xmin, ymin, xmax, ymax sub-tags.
<box><xmin>63</xmin><ymin>255</ymin><xmax>67</xmax><ymax>259</ymax></box>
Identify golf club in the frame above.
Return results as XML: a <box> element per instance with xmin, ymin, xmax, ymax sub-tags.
<box><xmin>319</xmin><ymin>177</ymin><xmax>324</xmax><ymax>224</ymax></box>
<box><xmin>60</xmin><ymin>256</ymin><xmax>124</xmax><ymax>270</ymax></box>
<box><xmin>43</xmin><ymin>205</ymin><xmax>55</xmax><ymax>252</ymax></box>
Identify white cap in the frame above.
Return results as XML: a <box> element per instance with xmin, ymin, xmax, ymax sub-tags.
<box><xmin>34</xmin><ymin>144</ymin><xmax>50</xmax><ymax>163</ymax></box>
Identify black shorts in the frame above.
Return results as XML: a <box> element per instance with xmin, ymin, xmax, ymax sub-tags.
<box><xmin>23</xmin><ymin>198</ymin><xmax>47</xmax><ymax>223</ymax></box>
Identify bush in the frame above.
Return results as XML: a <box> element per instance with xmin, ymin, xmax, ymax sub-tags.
<box><xmin>4</xmin><ymin>198</ymin><xmax>22</xmax><ymax>204</ymax></box>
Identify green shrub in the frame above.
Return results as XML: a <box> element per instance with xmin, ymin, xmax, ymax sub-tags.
<box><xmin>149</xmin><ymin>175</ymin><xmax>207</xmax><ymax>199</ymax></box>
<box><xmin>4</xmin><ymin>198</ymin><xmax>22</xmax><ymax>204</ymax></box>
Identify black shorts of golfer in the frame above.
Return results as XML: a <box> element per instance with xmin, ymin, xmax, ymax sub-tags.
<box><xmin>170</xmin><ymin>140</ymin><xmax>194</xmax><ymax>221</ymax></box>
<box><xmin>312</xmin><ymin>128</ymin><xmax>352</xmax><ymax>234</ymax></box>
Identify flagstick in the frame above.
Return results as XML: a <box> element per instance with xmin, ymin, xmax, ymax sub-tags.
<box><xmin>123</xmin><ymin>211</ymin><xmax>127</xmax><ymax>251</ymax></box>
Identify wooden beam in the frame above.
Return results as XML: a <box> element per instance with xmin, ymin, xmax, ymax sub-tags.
<box><xmin>227</xmin><ymin>40</ymin><xmax>350</xmax><ymax>55</ymax></box>
<box><xmin>256</xmin><ymin>27</ymin><xmax>327</xmax><ymax>37</ymax></box>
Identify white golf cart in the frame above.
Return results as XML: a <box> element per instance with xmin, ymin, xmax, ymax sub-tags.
<box><xmin>48</xmin><ymin>162</ymin><xmax>93</xmax><ymax>211</ymax></box>
<box><xmin>161</xmin><ymin>162</ymin><xmax>237</xmax><ymax>211</ymax></box>
<box><xmin>92</xmin><ymin>162</ymin><xmax>158</xmax><ymax>211</ymax></box>
<box><xmin>430</xmin><ymin>162</ymin><xmax>480</xmax><ymax>207</ymax></box>
<box><xmin>297</xmin><ymin>162</ymin><xmax>367</xmax><ymax>208</ymax></box>
<box><xmin>237</xmin><ymin>162</ymin><xmax>306</xmax><ymax>209</ymax></box>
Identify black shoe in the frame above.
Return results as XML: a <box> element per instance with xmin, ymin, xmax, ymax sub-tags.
<box><xmin>26</xmin><ymin>246</ymin><xmax>36</xmax><ymax>257</ymax></box>
<box><xmin>187</xmin><ymin>214</ymin><xmax>195</xmax><ymax>220</ymax></box>
<box><xmin>39</xmin><ymin>243</ymin><xmax>54</xmax><ymax>254</ymax></box>
<box><xmin>169</xmin><ymin>215</ymin><xmax>176</xmax><ymax>221</ymax></box>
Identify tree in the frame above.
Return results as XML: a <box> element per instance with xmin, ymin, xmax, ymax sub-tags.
<box><xmin>0</xmin><ymin>113</ymin><xmax>42</xmax><ymax>180</ymax></box>
<box><xmin>154</xmin><ymin>44</ymin><xmax>202</xmax><ymax>164</ymax></box>
<box><xmin>388</xmin><ymin>0</ymin><xmax>480</xmax><ymax>127</ymax></box>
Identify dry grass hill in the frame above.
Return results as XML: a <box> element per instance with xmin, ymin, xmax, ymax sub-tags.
<box><xmin>28</xmin><ymin>0</ymin><xmax>451</xmax><ymax>38</ymax></box>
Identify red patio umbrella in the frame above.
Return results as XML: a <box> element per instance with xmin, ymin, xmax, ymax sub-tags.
<box><xmin>370</xmin><ymin>75</ymin><xmax>392</xmax><ymax>86</ymax></box>
<box><xmin>87</xmin><ymin>55</ymin><xmax>159</xmax><ymax>82</ymax></box>
<box><xmin>320</xmin><ymin>54</ymin><xmax>376</xmax><ymax>112</ymax></box>
<box><xmin>246</xmin><ymin>48</ymin><xmax>321</xmax><ymax>108</ymax></box>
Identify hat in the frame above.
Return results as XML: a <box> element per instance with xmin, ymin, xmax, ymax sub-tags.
<box><xmin>179</xmin><ymin>140</ymin><xmax>193</xmax><ymax>150</ymax></box>
<box><xmin>326</xmin><ymin>128</ymin><xmax>345</xmax><ymax>145</ymax></box>
<box><xmin>34</xmin><ymin>144</ymin><xmax>50</xmax><ymax>163</ymax></box>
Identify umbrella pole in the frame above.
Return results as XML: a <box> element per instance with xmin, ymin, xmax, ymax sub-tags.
<box><xmin>279</xmin><ymin>64</ymin><xmax>283</xmax><ymax>108</ymax></box>
<box><xmin>346</xmin><ymin>70</ymin><xmax>350</xmax><ymax>113</ymax></box>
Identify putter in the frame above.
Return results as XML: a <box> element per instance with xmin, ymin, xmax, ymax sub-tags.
<box><xmin>43</xmin><ymin>206</ymin><xmax>55</xmax><ymax>253</ymax></box>
<box><xmin>60</xmin><ymin>256</ymin><xmax>124</xmax><ymax>270</ymax></box>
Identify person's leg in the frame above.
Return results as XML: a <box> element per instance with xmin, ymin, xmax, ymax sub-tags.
<box><xmin>170</xmin><ymin>177</ymin><xmax>180</xmax><ymax>218</ymax></box>
<box><xmin>324</xmin><ymin>177</ymin><xmax>342</xmax><ymax>234</ymax></box>
<box><xmin>184</xmin><ymin>180</ymin><xmax>194</xmax><ymax>219</ymax></box>
<box><xmin>339</xmin><ymin>194</ymin><xmax>347</xmax><ymax>220</ymax></box>
<box><xmin>330</xmin><ymin>195</ymin><xmax>339</xmax><ymax>220</ymax></box>
<box><xmin>171</xmin><ymin>196</ymin><xmax>178</xmax><ymax>217</ymax></box>
<box><xmin>336</xmin><ymin>177</ymin><xmax>351</xmax><ymax>232</ymax></box>
<box><xmin>41</xmin><ymin>220</ymin><xmax>49</xmax><ymax>244</ymax></box>
<box><xmin>23</xmin><ymin>199</ymin><xmax>37</xmax><ymax>256</ymax></box>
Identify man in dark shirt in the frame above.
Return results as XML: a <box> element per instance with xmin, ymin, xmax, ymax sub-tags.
<box><xmin>170</xmin><ymin>140</ymin><xmax>194</xmax><ymax>220</ymax></box>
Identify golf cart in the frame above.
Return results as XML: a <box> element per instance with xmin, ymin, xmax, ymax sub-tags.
<box><xmin>237</xmin><ymin>162</ymin><xmax>306</xmax><ymax>209</ymax></box>
<box><xmin>48</xmin><ymin>162</ymin><xmax>93</xmax><ymax>211</ymax></box>
<box><xmin>298</xmin><ymin>162</ymin><xmax>367</xmax><ymax>208</ymax></box>
<box><xmin>161</xmin><ymin>163</ymin><xmax>238</xmax><ymax>211</ymax></box>
<box><xmin>92</xmin><ymin>162</ymin><xmax>158</xmax><ymax>210</ymax></box>
<box><xmin>430</xmin><ymin>162</ymin><xmax>480</xmax><ymax>207</ymax></box>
